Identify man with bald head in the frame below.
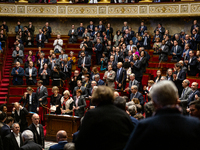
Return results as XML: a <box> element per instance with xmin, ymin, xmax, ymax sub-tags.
<box><xmin>116</xmin><ymin>62</ymin><xmax>127</xmax><ymax>90</ymax></box>
<box><xmin>12</xmin><ymin>102</ymin><xmax>28</xmax><ymax>132</ymax></box>
<box><xmin>11</xmin><ymin>62</ymin><xmax>24</xmax><ymax>85</ymax></box>
<box><xmin>28</xmin><ymin>114</ymin><xmax>44</xmax><ymax>149</ymax></box>
<box><xmin>124</xmin><ymin>80</ymin><xmax>200</xmax><ymax>150</ymax></box>
<box><xmin>49</xmin><ymin>130</ymin><xmax>68</xmax><ymax>150</ymax></box>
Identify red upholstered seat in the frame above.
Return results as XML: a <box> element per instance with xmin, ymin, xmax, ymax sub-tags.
<box><xmin>9</xmin><ymin>97</ymin><xmax>21</xmax><ymax>103</ymax></box>
<box><xmin>145</xmin><ymin>69</ymin><xmax>158</xmax><ymax>77</ymax></box>
<box><xmin>142</xmin><ymin>75</ymin><xmax>149</xmax><ymax>86</ymax></box>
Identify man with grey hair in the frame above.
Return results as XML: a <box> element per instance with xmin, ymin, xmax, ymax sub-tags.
<box><xmin>3</xmin><ymin>123</ymin><xmax>23</xmax><ymax>150</ymax></box>
<box><xmin>64</xmin><ymin>142</ymin><xmax>75</xmax><ymax>150</ymax></box>
<box><xmin>94</xmin><ymin>74</ymin><xmax>104</xmax><ymax>86</ymax></box>
<box><xmin>124</xmin><ymin>80</ymin><xmax>200</xmax><ymax>150</ymax></box>
<box><xmin>130</xmin><ymin>85</ymin><xmax>144</xmax><ymax>107</ymax></box>
<box><xmin>125</xmin><ymin>73</ymin><xmax>139</xmax><ymax>92</ymax></box>
<box><xmin>188</xmin><ymin>82</ymin><xmax>200</xmax><ymax>105</ymax></box>
<box><xmin>160</xmin><ymin>76</ymin><xmax>167</xmax><ymax>81</ymax></box>
<box><xmin>179</xmin><ymin>79</ymin><xmax>192</xmax><ymax>115</ymax></box>
<box><xmin>20</xmin><ymin>130</ymin><xmax>42</xmax><ymax>150</ymax></box>
<box><xmin>53</xmin><ymin>34</ymin><xmax>63</xmax><ymax>53</ymax></box>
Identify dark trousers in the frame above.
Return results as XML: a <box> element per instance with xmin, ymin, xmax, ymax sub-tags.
<box><xmin>96</xmin><ymin>52</ymin><xmax>102</xmax><ymax>65</ymax></box>
<box><xmin>27</xmin><ymin>80</ymin><xmax>35</xmax><ymax>85</ymax></box>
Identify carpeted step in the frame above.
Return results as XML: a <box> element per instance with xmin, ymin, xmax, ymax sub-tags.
<box><xmin>0</xmin><ymin>100</ymin><xmax>6</xmax><ymax>104</ymax></box>
<box><xmin>0</xmin><ymin>92</ymin><xmax>8</xmax><ymax>96</ymax></box>
<box><xmin>4</xmin><ymin>69</ymin><xmax>10</xmax><ymax>72</ymax></box>
<box><xmin>0</xmin><ymin>83</ymin><xmax>9</xmax><ymax>87</ymax></box>
<box><xmin>0</xmin><ymin>88</ymin><xmax>8</xmax><ymax>92</ymax></box>
<box><xmin>3</xmin><ymin>72</ymin><xmax>10</xmax><ymax>75</ymax></box>
<box><xmin>2</xmin><ymin>79</ymin><xmax>9</xmax><ymax>82</ymax></box>
<box><xmin>3</xmin><ymin>75</ymin><xmax>9</xmax><ymax>78</ymax></box>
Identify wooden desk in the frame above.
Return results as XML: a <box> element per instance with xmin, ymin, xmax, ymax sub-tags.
<box><xmin>45</xmin><ymin>114</ymin><xmax>80</xmax><ymax>142</ymax></box>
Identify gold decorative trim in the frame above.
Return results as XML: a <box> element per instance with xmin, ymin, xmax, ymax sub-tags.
<box><xmin>0</xmin><ymin>2</ymin><xmax>199</xmax><ymax>18</ymax></box>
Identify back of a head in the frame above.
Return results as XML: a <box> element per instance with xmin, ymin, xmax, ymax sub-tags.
<box><xmin>114</xmin><ymin>96</ymin><xmax>126</xmax><ymax>111</ymax></box>
<box><xmin>0</xmin><ymin>111</ymin><xmax>6</xmax><ymax>122</ymax></box>
<box><xmin>150</xmin><ymin>80</ymin><xmax>178</xmax><ymax>107</ymax></box>
<box><xmin>22</xmin><ymin>130</ymin><xmax>34</xmax><ymax>141</ymax></box>
<box><xmin>6</xmin><ymin>116</ymin><xmax>14</xmax><ymax>124</ymax></box>
<box><xmin>128</xmin><ymin>105</ymin><xmax>137</xmax><ymax>116</ymax></box>
<box><xmin>64</xmin><ymin>142</ymin><xmax>75</xmax><ymax>150</ymax></box>
<box><xmin>92</xmin><ymin>86</ymin><xmax>114</xmax><ymax>106</ymax></box>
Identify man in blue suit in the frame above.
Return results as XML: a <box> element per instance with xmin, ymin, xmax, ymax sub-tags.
<box><xmin>42</xmin><ymin>22</ymin><xmax>52</xmax><ymax>39</ymax></box>
<box><xmin>182</xmin><ymin>43</ymin><xmax>191</xmax><ymax>59</ymax></box>
<box><xmin>11</xmin><ymin>62</ymin><xmax>24</xmax><ymax>85</ymax></box>
<box><xmin>190</xmin><ymin>29</ymin><xmax>200</xmax><ymax>50</ymax></box>
<box><xmin>138</xmin><ymin>21</ymin><xmax>147</xmax><ymax>36</ymax></box>
<box><xmin>25</xmin><ymin>61</ymin><xmax>37</xmax><ymax>85</ymax></box>
<box><xmin>184</xmin><ymin>50</ymin><xmax>198</xmax><ymax>76</ymax></box>
<box><xmin>130</xmin><ymin>85</ymin><xmax>144</xmax><ymax>106</ymax></box>
<box><xmin>15</xmin><ymin>21</ymin><xmax>23</xmax><ymax>33</ymax></box>
<box><xmin>116</xmin><ymin>62</ymin><xmax>127</xmax><ymax>90</ymax></box>
<box><xmin>36</xmin><ymin>29</ymin><xmax>45</xmax><ymax>48</ymax></box>
<box><xmin>94</xmin><ymin>74</ymin><xmax>104</xmax><ymax>86</ymax></box>
<box><xmin>37</xmin><ymin>53</ymin><xmax>48</xmax><ymax>71</ymax></box>
<box><xmin>49</xmin><ymin>130</ymin><xmax>68</xmax><ymax>150</ymax></box>
<box><xmin>124</xmin><ymin>29</ymin><xmax>132</xmax><ymax>45</ymax></box>
<box><xmin>124</xmin><ymin>80</ymin><xmax>200</xmax><ymax>150</ymax></box>
<box><xmin>0</xmin><ymin>116</ymin><xmax>14</xmax><ymax>139</ymax></box>
<box><xmin>77</xmin><ymin>23</ymin><xmax>85</xmax><ymax>37</ymax></box>
<box><xmin>93</xmin><ymin>39</ymin><xmax>102</xmax><ymax>65</ymax></box>
<box><xmin>188</xmin><ymin>82</ymin><xmax>200</xmax><ymax>105</ymax></box>
<box><xmin>171</xmin><ymin>40</ymin><xmax>183</xmax><ymax>61</ymax></box>
<box><xmin>87</xmin><ymin>21</ymin><xmax>95</xmax><ymax>35</ymax></box>
<box><xmin>97</xmin><ymin>21</ymin><xmax>105</xmax><ymax>36</ymax></box>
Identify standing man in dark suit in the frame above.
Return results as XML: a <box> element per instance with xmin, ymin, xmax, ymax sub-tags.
<box><xmin>77</xmin><ymin>23</ymin><xmax>85</xmax><ymax>37</ymax></box>
<box><xmin>166</xmin><ymin>68</ymin><xmax>173</xmax><ymax>81</ymax></box>
<box><xmin>68</xmin><ymin>25</ymin><xmax>78</xmax><ymax>43</ymax></box>
<box><xmin>107</xmin><ymin>55</ymin><xmax>117</xmax><ymax>72</ymax></box>
<box><xmin>3</xmin><ymin>123</ymin><xmax>23</xmax><ymax>150</ymax></box>
<box><xmin>28</xmin><ymin>114</ymin><xmax>44</xmax><ymax>149</ymax></box>
<box><xmin>25</xmin><ymin>61</ymin><xmax>37</xmax><ymax>85</ymax></box>
<box><xmin>11</xmin><ymin>62</ymin><xmax>24</xmax><ymax>85</ymax></box>
<box><xmin>188</xmin><ymin>82</ymin><xmax>200</xmax><ymax>105</ymax></box>
<box><xmin>131</xmin><ymin>55</ymin><xmax>143</xmax><ymax>85</ymax></box>
<box><xmin>190</xmin><ymin>29</ymin><xmax>200</xmax><ymax>50</ymax></box>
<box><xmin>142</xmin><ymin>31</ymin><xmax>151</xmax><ymax>49</ymax></box>
<box><xmin>124</xmin><ymin>29</ymin><xmax>132</xmax><ymax>45</ymax></box>
<box><xmin>121</xmin><ymin>21</ymin><xmax>129</xmax><ymax>35</ymax></box>
<box><xmin>171</xmin><ymin>40</ymin><xmax>183</xmax><ymax>62</ymax></box>
<box><xmin>36</xmin><ymin>80</ymin><xmax>48</xmax><ymax>106</ymax></box>
<box><xmin>20</xmin><ymin>130</ymin><xmax>42</xmax><ymax>150</ymax></box>
<box><xmin>97</xmin><ymin>21</ymin><xmax>105</xmax><ymax>36</ymax></box>
<box><xmin>87</xmin><ymin>21</ymin><xmax>95</xmax><ymax>36</ymax></box>
<box><xmin>124</xmin><ymin>80</ymin><xmax>200</xmax><ymax>150</ymax></box>
<box><xmin>2</xmin><ymin>21</ymin><xmax>9</xmax><ymax>33</ymax></box>
<box><xmin>78</xmin><ymin>51</ymin><xmax>91</xmax><ymax>72</ymax></box>
<box><xmin>36</xmin><ymin>29</ymin><xmax>45</xmax><ymax>48</ymax></box>
<box><xmin>73</xmin><ymin>89</ymin><xmax>86</xmax><ymax>118</ymax></box>
<box><xmin>15</xmin><ymin>21</ymin><xmax>23</xmax><ymax>33</ymax></box>
<box><xmin>184</xmin><ymin>50</ymin><xmax>197</xmax><ymax>76</ymax></box>
<box><xmin>179</xmin><ymin>79</ymin><xmax>193</xmax><ymax>115</ymax></box>
<box><xmin>0</xmin><ymin>116</ymin><xmax>14</xmax><ymax>139</ymax></box>
<box><xmin>37</xmin><ymin>53</ymin><xmax>48</xmax><ymax>71</ymax></box>
<box><xmin>42</xmin><ymin>22</ymin><xmax>52</xmax><ymax>42</ymax></box>
<box><xmin>173</xmin><ymin>62</ymin><xmax>186</xmax><ymax>97</ymax></box>
<box><xmin>75</xmin><ymin>86</ymin><xmax>134</xmax><ymax>150</ymax></box>
<box><xmin>49</xmin><ymin>130</ymin><xmax>68</xmax><ymax>150</ymax></box>
<box><xmin>154</xmin><ymin>23</ymin><xmax>165</xmax><ymax>35</ymax></box>
<box><xmin>69</xmin><ymin>70</ymin><xmax>81</xmax><ymax>93</ymax></box>
<box><xmin>85</xmin><ymin>36</ymin><xmax>93</xmax><ymax>58</ymax></box>
<box><xmin>12</xmin><ymin>103</ymin><xmax>28</xmax><ymax>132</ymax></box>
<box><xmin>138</xmin><ymin>21</ymin><xmax>147</xmax><ymax>36</ymax></box>
<box><xmin>125</xmin><ymin>73</ymin><xmax>139</xmax><ymax>93</ymax></box>
<box><xmin>130</xmin><ymin>85</ymin><xmax>144</xmax><ymax>106</ymax></box>
<box><xmin>73</xmin><ymin>80</ymin><xmax>88</xmax><ymax>98</ymax></box>
<box><xmin>191</xmin><ymin>20</ymin><xmax>199</xmax><ymax>35</ymax></box>
<box><xmin>93</xmin><ymin>39</ymin><xmax>103</xmax><ymax>65</ymax></box>
<box><xmin>116</xmin><ymin>62</ymin><xmax>127</xmax><ymax>90</ymax></box>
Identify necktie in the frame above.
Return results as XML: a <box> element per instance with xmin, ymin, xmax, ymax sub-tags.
<box><xmin>181</xmin><ymin>88</ymin><xmax>185</xmax><ymax>98</ymax></box>
<box><xmin>38</xmin><ymin>87</ymin><xmax>40</xmax><ymax>93</ymax></box>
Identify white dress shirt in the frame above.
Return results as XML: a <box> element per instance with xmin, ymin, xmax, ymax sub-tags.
<box><xmin>34</xmin><ymin>124</ymin><xmax>40</xmax><ymax>135</ymax></box>
<box><xmin>29</xmin><ymin>94</ymin><xmax>32</xmax><ymax>104</ymax></box>
<box><xmin>13</xmin><ymin>132</ymin><xmax>20</xmax><ymax>147</ymax></box>
<box><xmin>53</xmin><ymin>39</ymin><xmax>63</xmax><ymax>52</ymax></box>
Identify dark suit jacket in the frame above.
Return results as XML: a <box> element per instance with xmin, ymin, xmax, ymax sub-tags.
<box><xmin>37</xmin><ymin>58</ymin><xmax>48</xmax><ymax>69</ymax></box>
<box><xmin>140</xmin><ymin>57</ymin><xmax>147</xmax><ymax>73</ymax></box>
<box><xmin>3</xmin><ymin>132</ymin><xmax>23</xmax><ymax>150</ymax></box>
<box><xmin>142</xmin><ymin>36</ymin><xmax>151</xmax><ymax>49</ymax></box>
<box><xmin>75</xmin><ymin>104</ymin><xmax>134</xmax><ymax>150</ymax></box>
<box><xmin>116</xmin><ymin>68</ymin><xmax>127</xmax><ymax>90</ymax></box>
<box><xmin>185</xmin><ymin>56</ymin><xmax>198</xmax><ymax>76</ymax></box>
<box><xmin>19</xmin><ymin>140</ymin><xmax>42</xmax><ymax>150</ymax></box>
<box><xmin>49</xmin><ymin>141</ymin><xmax>68</xmax><ymax>150</ymax></box>
<box><xmin>95</xmin><ymin>43</ymin><xmax>103</xmax><ymax>54</ymax></box>
<box><xmin>97</xmin><ymin>25</ymin><xmax>106</xmax><ymax>33</ymax></box>
<box><xmin>42</xmin><ymin>26</ymin><xmax>52</xmax><ymax>38</ymax></box>
<box><xmin>12</xmin><ymin>108</ymin><xmax>28</xmax><ymax>132</ymax></box>
<box><xmin>171</xmin><ymin>45</ymin><xmax>183</xmax><ymax>61</ymax></box>
<box><xmin>124</xmin><ymin>34</ymin><xmax>132</xmax><ymax>45</ymax></box>
<box><xmin>131</xmin><ymin>60</ymin><xmax>143</xmax><ymax>78</ymax></box>
<box><xmin>138</xmin><ymin>26</ymin><xmax>147</xmax><ymax>35</ymax></box>
<box><xmin>130</xmin><ymin>92</ymin><xmax>144</xmax><ymax>106</ymax></box>
<box><xmin>36</xmin><ymin>86</ymin><xmax>48</xmax><ymax>105</ymax></box>
<box><xmin>36</xmin><ymin>34</ymin><xmax>45</xmax><ymax>48</ymax></box>
<box><xmin>107</xmin><ymin>61</ymin><xmax>117</xmax><ymax>72</ymax></box>
<box><xmin>77</xmin><ymin>27</ymin><xmax>85</xmax><ymax>36</ymax></box>
<box><xmin>188</xmin><ymin>90</ymin><xmax>200</xmax><ymax>105</ymax></box>
<box><xmin>173</xmin><ymin>69</ymin><xmax>186</xmax><ymax>96</ymax></box>
<box><xmin>38</xmin><ymin>68</ymin><xmax>51</xmax><ymax>85</ymax></box>
<box><xmin>25</xmin><ymin>67</ymin><xmax>37</xmax><ymax>84</ymax></box>
<box><xmin>190</xmin><ymin>34</ymin><xmax>200</xmax><ymax>50</ymax></box>
<box><xmin>154</xmin><ymin>26</ymin><xmax>165</xmax><ymax>35</ymax></box>
<box><xmin>28</xmin><ymin>123</ymin><xmax>44</xmax><ymax>148</ymax></box>
<box><xmin>73</xmin><ymin>86</ymin><xmax>88</xmax><ymax>98</ymax></box>
<box><xmin>87</xmin><ymin>25</ymin><xmax>95</xmax><ymax>32</ymax></box>
<box><xmin>78</xmin><ymin>56</ymin><xmax>91</xmax><ymax>70</ymax></box>
<box><xmin>85</xmin><ymin>41</ymin><xmax>93</xmax><ymax>55</ymax></box>
<box><xmin>11</xmin><ymin>67</ymin><xmax>24</xmax><ymax>85</ymax></box>
<box><xmin>0</xmin><ymin>125</ymin><xmax>11</xmax><ymax>139</ymax></box>
<box><xmin>153</xmin><ymin>34</ymin><xmax>163</xmax><ymax>42</ymax></box>
<box><xmin>97</xmin><ymin>79</ymin><xmax>105</xmax><ymax>86</ymax></box>
<box><xmin>154</xmin><ymin>76</ymin><xmax>161</xmax><ymax>83</ymax></box>
<box><xmin>24</xmin><ymin>92</ymin><xmax>39</xmax><ymax>113</ymax></box>
<box><xmin>191</xmin><ymin>24</ymin><xmax>200</xmax><ymax>34</ymax></box>
<box><xmin>73</xmin><ymin>95</ymin><xmax>86</xmax><ymax>117</ymax></box>
<box><xmin>124</xmin><ymin>108</ymin><xmax>200</xmax><ymax>150</ymax></box>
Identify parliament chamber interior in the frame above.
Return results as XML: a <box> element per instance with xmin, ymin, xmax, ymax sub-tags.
<box><xmin>0</xmin><ymin>0</ymin><xmax>200</xmax><ymax>150</ymax></box>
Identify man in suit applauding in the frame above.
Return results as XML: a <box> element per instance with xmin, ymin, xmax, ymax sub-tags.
<box><xmin>124</xmin><ymin>80</ymin><xmax>200</xmax><ymax>150</ymax></box>
<box><xmin>130</xmin><ymin>85</ymin><xmax>144</xmax><ymax>106</ymax></box>
<box><xmin>125</xmin><ymin>73</ymin><xmax>139</xmax><ymax>93</ymax></box>
<box><xmin>116</xmin><ymin>62</ymin><xmax>127</xmax><ymax>90</ymax></box>
<box><xmin>78</xmin><ymin>51</ymin><xmax>91</xmax><ymax>72</ymax></box>
<box><xmin>93</xmin><ymin>39</ymin><xmax>103</xmax><ymax>65</ymax></box>
<box><xmin>94</xmin><ymin>74</ymin><xmax>104</xmax><ymax>86</ymax></box>
<box><xmin>3</xmin><ymin>123</ymin><xmax>23</xmax><ymax>150</ymax></box>
<box><xmin>179</xmin><ymin>79</ymin><xmax>192</xmax><ymax>115</ymax></box>
<box><xmin>28</xmin><ymin>114</ymin><xmax>44</xmax><ymax>149</ymax></box>
<box><xmin>68</xmin><ymin>25</ymin><xmax>78</xmax><ymax>43</ymax></box>
<box><xmin>20</xmin><ymin>130</ymin><xmax>42</xmax><ymax>150</ymax></box>
<box><xmin>12</xmin><ymin>102</ymin><xmax>28</xmax><ymax>132</ymax></box>
<box><xmin>36</xmin><ymin>80</ymin><xmax>48</xmax><ymax>106</ymax></box>
<box><xmin>171</xmin><ymin>40</ymin><xmax>183</xmax><ymax>62</ymax></box>
<box><xmin>36</xmin><ymin>29</ymin><xmax>45</xmax><ymax>48</ymax></box>
<box><xmin>25</xmin><ymin>61</ymin><xmax>37</xmax><ymax>85</ymax></box>
<box><xmin>103</xmin><ymin>65</ymin><xmax>116</xmax><ymax>88</ymax></box>
<box><xmin>188</xmin><ymin>82</ymin><xmax>200</xmax><ymax>105</ymax></box>
<box><xmin>49</xmin><ymin>130</ymin><xmax>68</xmax><ymax>150</ymax></box>
<box><xmin>11</xmin><ymin>62</ymin><xmax>24</xmax><ymax>85</ymax></box>
<box><xmin>73</xmin><ymin>80</ymin><xmax>88</xmax><ymax>98</ymax></box>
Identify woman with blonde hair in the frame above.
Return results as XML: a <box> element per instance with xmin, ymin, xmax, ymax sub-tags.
<box><xmin>24</xmin><ymin>87</ymin><xmax>39</xmax><ymax>113</ymax></box>
<box><xmin>60</xmin><ymin>90</ymin><xmax>74</xmax><ymax>115</ymax></box>
<box><xmin>68</xmin><ymin>51</ymin><xmax>76</xmax><ymax>71</ymax></box>
<box><xmin>50</xmin><ymin>86</ymin><xmax>62</xmax><ymax>114</ymax></box>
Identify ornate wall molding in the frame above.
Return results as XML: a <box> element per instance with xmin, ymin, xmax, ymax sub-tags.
<box><xmin>0</xmin><ymin>2</ymin><xmax>200</xmax><ymax>17</ymax></box>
